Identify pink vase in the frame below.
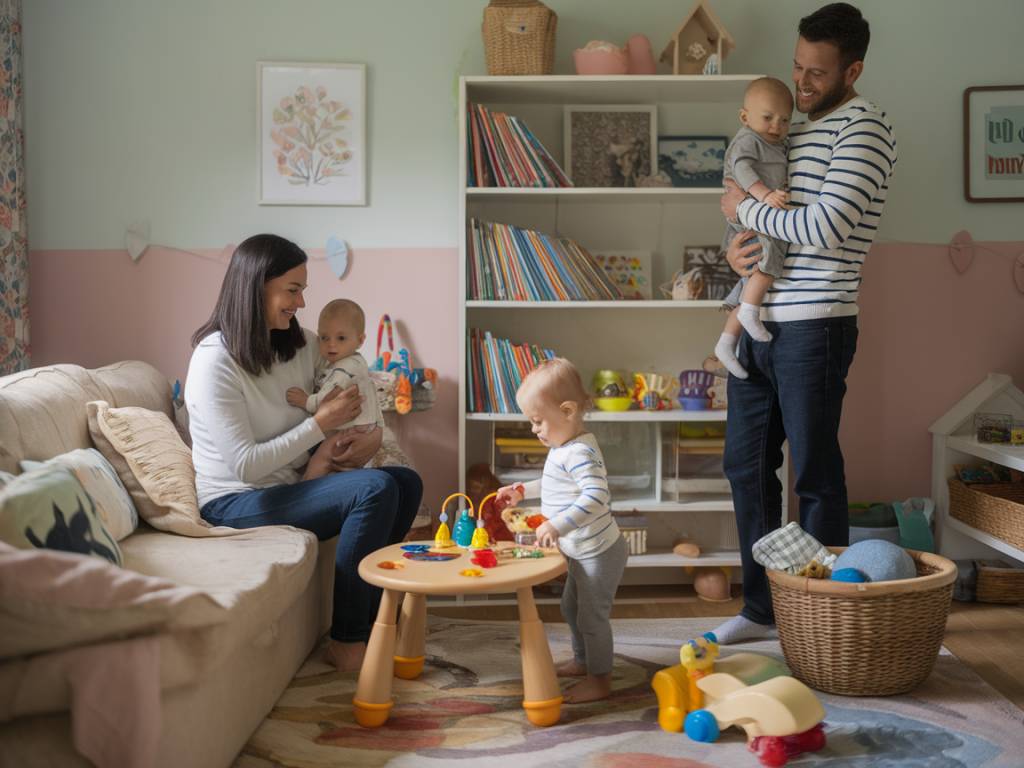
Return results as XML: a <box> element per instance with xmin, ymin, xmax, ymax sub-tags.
<box><xmin>573</xmin><ymin>45</ymin><xmax>629</xmax><ymax>75</ymax></box>
<box><xmin>626</xmin><ymin>34</ymin><xmax>657</xmax><ymax>74</ymax></box>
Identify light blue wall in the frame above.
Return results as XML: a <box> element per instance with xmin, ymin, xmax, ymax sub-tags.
<box><xmin>24</xmin><ymin>0</ymin><xmax>1023</xmax><ymax>250</ymax></box>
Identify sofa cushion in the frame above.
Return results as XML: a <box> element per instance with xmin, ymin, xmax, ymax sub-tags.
<box><xmin>20</xmin><ymin>448</ymin><xmax>138</xmax><ymax>541</ymax></box>
<box><xmin>0</xmin><ymin>362</ymin><xmax>172</xmax><ymax>475</ymax></box>
<box><xmin>0</xmin><ymin>465</ymin><xmax>123</xmax><ymax>566</ymax></box>
<box><xmin>0</xmin><ymin>540</ymin><xmax>225</xmax><ymax>659</ymax></box>
<box><xmin>87</xmin><ymin>401</ymin><xmax>225</xmax><ymax>538</ymax></box>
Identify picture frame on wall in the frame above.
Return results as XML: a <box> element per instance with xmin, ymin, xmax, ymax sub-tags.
<box><xmin>563</xmin><ymin>105</ymin><xmax>657</xmax><ymax>187</ymax></box>
<box><xmin>682</xmin><ymin>244</ymin><xmax>734</xmax><ymax>300</ymax></box>
<box><xmin>657</xmin><ymin>135</ymin><xmax>729</xmax><ymax>188</ymax></box>
<box><xmin>963</xmin><ymin>85</ymin><xmax>1024</xmax><ymax>203</ymax></box>
<box><xmin>590</xmin><ymin>250</ymin><xmax>653</xmax><ymax>299</ymax></box>
<box><xmin>258</xmin><ymin>61</ymin><xmax>366</xmax><ymax>206</ymax></box>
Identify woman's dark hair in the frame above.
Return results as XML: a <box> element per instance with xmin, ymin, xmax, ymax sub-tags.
<box><xmin>192</xmin><ymin>234</ymin><xmax>307</xmax><ymax>375</ymax></box>
<box><xmin>799</xmin><ymin>3</ymin><xmax>870</xmax><ymax>69</ymax></box>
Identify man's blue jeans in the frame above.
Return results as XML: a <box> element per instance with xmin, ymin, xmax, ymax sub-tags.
<box><xmin>723</xmin><ymin>316</ymin><xmax>858</xmax><ymax>625</ymax></box>
<box><xmin>201</xmin><ymin>466</ymin><xmax>422</xmax><ymax>642</ymax></box>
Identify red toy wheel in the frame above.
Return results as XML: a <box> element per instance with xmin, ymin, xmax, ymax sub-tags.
<box><xmin>795</xmin><ymin>723</ymin><xmax>826</xmax><ymax>752</ymax></box>
<box><xmin>756</xmin><ymin>736</ymin><xmax>789</xmax><ymax>768</ymax></box>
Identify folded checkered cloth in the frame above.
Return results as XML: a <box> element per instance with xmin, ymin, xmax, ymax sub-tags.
<box><xmin>752</xmin><ymin>522</ymin><xmax>837</xmax><ymax>574</ymax></box>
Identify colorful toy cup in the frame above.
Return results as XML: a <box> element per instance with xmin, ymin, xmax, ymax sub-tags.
<box><xmin>678</xmin><ymin>370</ymin><xmax>716</xmax><ymax>411</ymax></box>
<box><xmin>592</xmin><ymin>369</ymin><xmax>627</xmax><ymax>399</ymax></box>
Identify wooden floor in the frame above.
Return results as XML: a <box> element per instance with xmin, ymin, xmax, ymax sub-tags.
<box><xmin>429</xmin><ymin>587</ymin><xmax>1024</xmax><ymax>710</ymax></box>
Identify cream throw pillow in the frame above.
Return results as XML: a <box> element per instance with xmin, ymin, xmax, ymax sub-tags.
<box><xmin>87</xmin><ymin>401</ymin><xmax>233</xmax><ymax>538</ymax></box>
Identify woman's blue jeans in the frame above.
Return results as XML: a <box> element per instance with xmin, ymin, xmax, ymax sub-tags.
<box><xmin>201</xmin><ymin>466</ymin><xmax>423</xmax><ymax>643</ymax></box>
<box><xmin>724</xmin><ymin>316</ymin><xmax>858</xmax><ymax>625</ymax></box>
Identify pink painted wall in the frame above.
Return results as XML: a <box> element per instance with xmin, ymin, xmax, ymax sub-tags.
<box><xmin>29</xmin><ymin>247</ymin><xmax>460</xmax><ymax>517</ymax></box>
<box><xmin>28</xmin><ymin>240</ymin><xmax>1024</xmax><ymax>512</ymax></box>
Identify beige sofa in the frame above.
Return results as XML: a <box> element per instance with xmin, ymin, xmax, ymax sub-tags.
<box><xmin>0</xmin><ymin>361</ymin><xmax>337</xmax><ymax>768</ymax></box>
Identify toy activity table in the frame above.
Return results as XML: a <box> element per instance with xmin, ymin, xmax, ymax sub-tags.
<box><xmin>353</xmin><ymin>541</ymin><xmax>567</xmax><ymax>728</ymax></box>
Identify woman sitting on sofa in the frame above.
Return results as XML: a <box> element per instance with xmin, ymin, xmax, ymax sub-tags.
<box><xmin>185</xmin><ymin>233</ymin><xmax>422</xmax><ymax>673</ymax></box>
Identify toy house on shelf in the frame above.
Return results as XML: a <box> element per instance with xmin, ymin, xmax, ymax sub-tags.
<box><xmin>660</xmin><ymin>0</ymin><xmax>735</xmax><ymax>75</ymax></box>
<box><xmin>930</xmin><ymin>372</ymin><xmax>1024</xmax><ymax>565</ymax></box>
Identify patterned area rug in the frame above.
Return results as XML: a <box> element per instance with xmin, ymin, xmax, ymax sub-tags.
<box><xmin>235</xmin><ymin>617</ymin><xmax>1024</xmax><ymax>767</ymax></box>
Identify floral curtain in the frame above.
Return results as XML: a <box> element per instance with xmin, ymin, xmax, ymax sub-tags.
<box><xmin>0</xmin><ymin>0</ymin><xmax>26</xmax><ymax>375</ymax></box>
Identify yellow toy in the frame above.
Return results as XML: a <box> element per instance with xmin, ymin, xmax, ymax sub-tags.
<box><xmin>437</xmin><ymin>492</ymin><xmax>495</xmax><ymax>550</ymax></box>
<box><xmin>652</xmin><ymin>641</ymin><xmax>789</xmax><ymax>734</ymax></box>
<box><xmin>679</xmin><ymin>633</ymin><xmax>719</xmax><ymax>712</ymax></box>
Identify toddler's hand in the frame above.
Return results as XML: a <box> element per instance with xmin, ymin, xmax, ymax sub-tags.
<box><xmin>763</xmin><ymin>188</ymin><xmax>790</xmax><ymax>209</ymax></box>
<box><xmin>496</xmin><ymin>483</ymin><xmax>525</xmax><ymax>508</ymax></box>
<box><xmin>287</xmin><ymin>387</ymin><xmax>308</xmax><ymax>408</ymax></box>
<box><xmin>535</xmin><ymin>521</ymin><xmax>559</xmax><ymax>549</ymax></box>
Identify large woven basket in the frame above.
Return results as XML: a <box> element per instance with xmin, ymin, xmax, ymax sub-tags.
<box><xmin>482</xmin><ymin>0</ymin><xmax>557</xmax><ymax>76</ymax></box>
<box><xmin>768</xmin><ymin>547</ymin><xmax>956</xmax><ymax>696</ymax></box>
<box><xmin>948</xmin><ymin>477</ymin><xmax>1024</xmax><ymax>550</ymax></box>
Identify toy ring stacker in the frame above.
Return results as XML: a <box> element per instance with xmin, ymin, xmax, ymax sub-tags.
<box><xmin>437</xmin><ymin>492</ymin><xmax>474</xmax><ymax>549</ymax></box>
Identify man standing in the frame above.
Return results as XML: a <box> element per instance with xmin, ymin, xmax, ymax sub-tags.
<box><xmin>713</xmin><ymin>3</ymin><xmax>897</xmax><ymax>644</ymax></box>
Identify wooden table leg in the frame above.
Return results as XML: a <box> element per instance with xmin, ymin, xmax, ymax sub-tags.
<box><xmin>394</xmin><ymin>592</ymin><xmax>426</xmax><ymax>679</ymax></box>
<box><xmin>516</xmin><ymin>586</ymin><xmax>562</xmax><ymax>727</ymax></box>
<box><xmin>353</xmin><ymin>588</ymin><xmax>402</xmax><ymax>727</ymax></box>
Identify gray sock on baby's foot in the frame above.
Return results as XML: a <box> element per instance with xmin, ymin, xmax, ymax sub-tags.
<box><xmin>711</xmin><ymin>614</ymin><xmax>777</xmax><ymax>645</ymax></box>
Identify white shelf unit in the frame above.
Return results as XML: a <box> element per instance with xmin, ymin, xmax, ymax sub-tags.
<box><xmin>929</xmin><ymin>373</ymin><xmax>1024</xmax><ymax>563</ymax></box>
<box><xmin>457</xmin><ymin>75</ymin><xmax>789</xmax><ymax>585</ymax></box>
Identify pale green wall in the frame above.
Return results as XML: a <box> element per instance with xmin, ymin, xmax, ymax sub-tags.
<box><xmin>24</xmin><ymin>0</ymin><xmax>1023</xmax><ymax>250</ymax></box>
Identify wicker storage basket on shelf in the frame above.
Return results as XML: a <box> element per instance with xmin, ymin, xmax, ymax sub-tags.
<box><xmin>482</xmin><ymin>0</ymin><xmax>557</xmax><ymax>76</ymax></box>
<box><xmin>975</xmin><ymin>560</ymin><xmax>1024</xmax><ymax>603</ymax></box>
<box><xmin>947</xmin><ymin>477</ymin><xmax>1024</xmax><ymax>550</ymax></box>
<box><xmin>767</xmin><ymin>547</ymin><xmax>956</xmax><ymax>696</ymax></box>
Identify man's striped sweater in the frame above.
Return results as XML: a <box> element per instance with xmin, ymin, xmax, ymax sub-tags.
<box><xmin>736</xmin><ymin>95</ymin><xmax>897</xmax><ymax>321</ymax></box>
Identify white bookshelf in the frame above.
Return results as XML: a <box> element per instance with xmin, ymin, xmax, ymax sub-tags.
<box><xmin>930</xmin><ymin>373</ymin><xmax>1024</xmax><ymax>563</ymax></box>
<box><xmin>458</xmin><ymin>75</ymin><xmax>789</xmax><ymax>586</ymax></box>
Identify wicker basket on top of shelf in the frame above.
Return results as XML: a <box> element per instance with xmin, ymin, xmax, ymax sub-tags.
<box><xmin>482</xmin><ymin>0</ymin><xmax>557</xmax><ymax>76</ymax></box>
<box><xmin>947</xmin><ymin>477</ymin><xmax>1024</xmax><ymax>550</ymax></box>
<box><xmin>767</xmin><ymin>547</ymin><xmax>956</xmax><ymax>696</ymax></box>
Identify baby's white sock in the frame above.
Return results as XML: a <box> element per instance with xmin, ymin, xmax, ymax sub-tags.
<box><xmin>738</xmin><ymin>303</ymin><xmax>772</xmax><ymax>342</ymax></box>
<box><xmin>714</xmin><ymin>333</ymin><xmax>747</xmax><ymax>379</ymax></box>
<box><xmin>710</xmin><ymin>614</ymin><xmax>777</xmax><ymax>645</ymax></box>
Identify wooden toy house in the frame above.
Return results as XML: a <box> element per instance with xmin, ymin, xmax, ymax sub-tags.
<box><xmin>660</xmin><ymin>0</ymin><xmax>735</xmax><ymax>75</ymax></box>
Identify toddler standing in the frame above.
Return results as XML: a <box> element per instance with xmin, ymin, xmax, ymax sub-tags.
<box><xmin>286</xmin><ymin>299</ymin><xmax>383</xmax><ymax>453</ymax></box>
<box><xmin>715</xmin><ymin>77</ymin><xmax>794</xmax><ymax>379</ymax></box>
<box><xmin>497</xmin><ymin>358</ymin><xmax>627</xmax><ymax>703</ymax></box>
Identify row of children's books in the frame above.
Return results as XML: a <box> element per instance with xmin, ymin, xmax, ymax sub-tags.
<box><xmin>467</xmin><ymin>328</ymin><xmax>556</xmax><ymax>413</ymax></box>
<box><xmin>466</xmin><ymin>102</ymin><xmax>571</xmax><ymax>188</ymax></box>
<box><xmin>467</xmin><ymin>218</ymin><xmax>622</xmax><ymax>301</ymax></box>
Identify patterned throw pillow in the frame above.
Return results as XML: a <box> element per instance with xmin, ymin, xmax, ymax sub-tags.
<box><xmin>0</xmin><ymin>465</ymin><xmax>123</xmax><ymax>565</ymax></box>
<box><xmin>20</xmin><ymin>448</ymin><xmax>138</xmax><ymax>541</ymax></box>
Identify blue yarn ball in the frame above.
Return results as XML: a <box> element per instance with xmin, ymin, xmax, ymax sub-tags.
<box><xmin>833</xmin><ymin>539</ymin><xmax>917</xmax><ymax>582</ymax></box>
<box><xmin>831</xmin><ymin>567</ymin><xmax>867</xmax><ymax>583</ymax></box>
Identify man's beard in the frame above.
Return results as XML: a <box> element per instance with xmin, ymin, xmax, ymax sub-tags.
<box><xmin>800</xmin><ymin>78</ymin><xmax>849</xmax><ymax>117</ymax></box>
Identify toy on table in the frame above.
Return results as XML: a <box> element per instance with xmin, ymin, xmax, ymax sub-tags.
<box><xmin>377</xmin><ymin>560</ymin><xmax>405</xmax><ymax>570</ymax></box>
<box><xmin>632</xmin><ymin>371</ymin><xmax>674</xmax><ymax>411</ymax></box>
<box><xmin>680</xmin><ymin>632</ymin><xmax>719</xmax><ymax>711</ymax></box>
<box><xmin>471</xmin><ymin>548</ymin><xmax>498</xmax><ymax>568</ymax></box>
<box><xmin>438</xmin><ymin>491</ymin><xmax>495</xmax><ymax>550</ymax></box>
<box><xmin>459</xmin><ymin>568</ymin><xmax>484</xmax><ymax>578</ymax></box>
<box><xmin>435</xmin><ymin>492</ymin><xmax>469</xmax><ymax>549</ymax></box>
<box><xmin>678</xmin><ymin>369</ymin><xmax>717</xmax><ymax>411</ymax></box>
<box><xmin>652</xmin><ymin>650</ymin><xmax>789</xmax><ymax>734</ymax></box>
<box><xmin>403</xmin><ymin>551</ymin><xmax>460</xmax><ymax>562</ymax></box>
<box><xmin>684</xmin><ymin>673</ymin><xmax>826</xmax><ymax>767</ymax></box>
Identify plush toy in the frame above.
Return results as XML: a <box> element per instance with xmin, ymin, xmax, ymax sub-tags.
<box><xmin>501</xmin><ymin>506</ymin><xmax>546</xmax><ymax>536</ymax></box>
<box><xmin>466</xmin><ymin>464</ymin><xmax>512</xmax><ymax>543</ymax></box>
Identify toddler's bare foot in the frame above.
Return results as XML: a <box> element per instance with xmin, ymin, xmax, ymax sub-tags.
<box><xmin>325</xmin><ymin>639</ymin><xmax>366</xmax><ymax>673</ymax></box>
<box><xmin>556</xmin><ymin>659</ymin><xmax>587</xmax><ymax>677</ymax></box>
<box><xmin>564</xmin><ymin>673</ymin><xmax>612</xmax><ymax>703</ymax></box>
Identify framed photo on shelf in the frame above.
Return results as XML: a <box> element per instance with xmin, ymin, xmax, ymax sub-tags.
<box><xmin>591</xmin><ymin>250</ymin><xmax>653</xmax><ymax>299</ymax></box>
<box><xmin>563</xmin><ymin>105</ymin><xmax>657</xmax><ymax>187</ymax></box>
<box><xmin>258</xmin><ymin>61</ymin><xmax>366</xmax><ymax>206</ymax></box>
<box><xmin>682</xmin><ymin>244</ymin><xmax>734</xmax><ymax>300</ymax></box>
<box><xmin>963</xmin><ymin>85</ymin><xmax>1024</xmax><ymax>203</ymax></box>
<box><xmin>657</xmin><ymin>135</ymin><xmax>728</xmax><ymax>188</ymax></box>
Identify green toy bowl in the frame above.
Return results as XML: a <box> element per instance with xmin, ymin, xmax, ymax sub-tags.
<box><xmin>594</xmin><ymin>396</ymin><xmax>632</xmax><ymax>412</ymax></box>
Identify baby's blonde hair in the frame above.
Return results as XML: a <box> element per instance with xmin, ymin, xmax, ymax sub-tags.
<box><xmin>517</xmin><ymin>357</ymin><xmax>590</xmax><ymax>412</ymax></box>
<box><xmin>744</xmin><ymin>77</ymin><xmax>794</xmax><ymax>111</ymax></box>
<box><xmin>318</xmin><ymin>298</ymin><xmax>365</xmax><ymax>334</ymax></box>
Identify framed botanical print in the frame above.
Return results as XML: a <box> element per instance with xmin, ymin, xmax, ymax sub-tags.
<box><xmin>963</xmin><ymin>85</ymin><xmax>1024</xmax><ymax>203</ymax></box>
<box><xmin>259</xmin><ymin>61</ymin><xmax>366</xmax><ymax>206</ymax></box>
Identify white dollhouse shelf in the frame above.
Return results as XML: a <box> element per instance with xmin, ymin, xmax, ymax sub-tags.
<box><xmin>930</xmin><ymin>373</ymin><xmax>1024</xmax><ymax>563</ymax></box>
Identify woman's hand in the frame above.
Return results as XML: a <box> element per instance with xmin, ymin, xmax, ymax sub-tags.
<box><xmin>329</xmin><ymin>426</ymin><xmax>383</xmax><ymax>470</ymax></box>
<box><xmin>312</xmin><ymin>384</ymin><xmax>362</xmax><ymax>433</ymax></box>
<box><xmin>726</xmin><ymin>230</ymin><xmax>763</xmax><ymax>277</ymax></box>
